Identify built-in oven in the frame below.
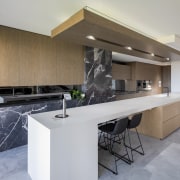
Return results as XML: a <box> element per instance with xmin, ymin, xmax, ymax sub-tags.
<box><xmin>137</xmin><ymin>80</ymin><xmax>152</xmax><ymax>91</ymax></box>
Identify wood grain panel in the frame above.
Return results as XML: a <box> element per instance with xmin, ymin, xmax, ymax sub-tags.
<box><xmin>163</xmin><ymin>115</ymin><xmax>180</xmax><ymax>138</ymax></box>
<box><xmin>137</xmin><ymin>102</ymin><xmax>180</xmax><ymax>139</ymax></box>
<box><xmin>56</xmin><ymin>41</ymin><xmax>84</xmax><ymax>85</ymax></box>
<box><xmin>163</xmin><ymin>102</ymin><xmax>179</xmax><ymax>122</ymax></box>
<box><xmin>0</xmin><ymin>25</ymin><xmax>84</xmax><ymax>86</ymax></box>
<box><xmin>0</xmin><ymin>27</ymin><xmax>10</xmax><ymax>86</ymax></box>
<box><xmin>112</xmin><ymin>63</ymin><xmax>131</xmax><ymax>80</ymax></box>
<box><xmin>19</xmin><ymin>32</ymin><xmax>40</xmax><ymax>86</ymax></box>
<box><xmin>137</xmin><ymin>108</ymin><xmax>163</xmax><ymax>139</ymax></box>
<box><xmin>38</xmin><ymin>36</ymin><xmax>57</xmax><ymax>85</ymax></box>
<box><xmin>0</xmin><ymin>27</ymin><xmax>19</xmax><ymax>86</ymax></box>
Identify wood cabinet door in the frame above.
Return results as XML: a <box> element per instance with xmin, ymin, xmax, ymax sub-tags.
<box><xmin>37</xmin><ymin>36</ymin><xmax>57</xmax><ymax>85</ymax></box>
<box><xmin>19</xmin><ymin>32</ymin><xmax>40</xmax><ymax>86</ymax></box>
<box><xmin>56</xmin><ymin>41</ymin><xmax>84</xmax><ymax>85</ymax></box>
<box><xmin>135</xmin><ymin>62</ymin><xmax>161</xmax><ymax>80</ymax></box>
<box><xmin>112</xmin><ymin>63</ymin><xmax>131</xmax><ymax>80</ymax></box>
<box><xmin>0</xmin><ymin>27</ymin><xmax>19</xmax><ymax>86</ymax></box>
<box><xmin>0</xmin><ymin>26</ymin><xmax>84</xmax><ymax>86</ymax></box>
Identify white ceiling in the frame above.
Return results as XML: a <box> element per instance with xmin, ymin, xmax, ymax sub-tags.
<box><xmin>1</xmin><ymin>0</ymin><xmax>180</xmax><ymax>63</ymax></box>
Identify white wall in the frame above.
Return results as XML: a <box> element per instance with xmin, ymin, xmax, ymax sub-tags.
<box><xmin>171</xmin><ymin>60</ymin><xmax>180</xmax><ymax>92</ymax></box>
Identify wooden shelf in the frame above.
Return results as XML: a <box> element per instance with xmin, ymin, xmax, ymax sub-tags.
<box><xmin>51</xmin><ymin>8</ymin><xmax>180</xmax><ymax>62</ymax></box>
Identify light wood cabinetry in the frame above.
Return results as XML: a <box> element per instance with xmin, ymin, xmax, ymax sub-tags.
<box><xmin>19</xmin><ymin>33</ymin><xmax>40</xmax><ymax>86</ymax></box>
<box><xmin>112</xmin><ymin>63</ymin><xmax>131</xmax><ymax>80</ymax></box>
<box><xmin>38</xmin><ymin>36</ymin><xmax>57</xmax><ymax>85</ymax></box>
<box><xmin>56</xmin><ymin>41</ymin><xmax>84</xmax><ymax>85</ymax></box>
<box><xmin>131</xmin><ymin>62</ymin><xmax>161</xmax><ymax>80</ymax></box>
<box><xmin>130</xmin><ymin>62</ymin><xmax>162</xmax><ymax>94</ymax></box>
<box><xmin>0</xmin><ymin>27</ymin><xmax>19</xmax><ymax>86</ymax></box>
<box><xmin>0</xmin><ymin>26</ymin><xmax>84</xmax><ymax>86</ymax></box>
<box><xmin>138</xmin><ymin>102</ymin><xmax>180</xmax><ymax>139</ymax></box>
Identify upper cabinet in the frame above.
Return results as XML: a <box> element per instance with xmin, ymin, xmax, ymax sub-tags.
<box><xmin>0</xmin><ymin>27</ymin><xmax>20</xmax><ymax>86</ymax></box>
<box><xmin>112</xmin><ymin>63</ymin><xmax>131</xmax><ymax>80</ymax></box>
<box><xmin>112</xmin><ymin>61</ymin><xmax>162</xmax><ymax>82</ymax></box>
<box><xmin>0</xmin><ymin>26</ymin><xmax>84</xmax><ymax>86</ymax></box>
<box><xmin>131</xmin><ymin>62</ymin><xmax>162</xmax><ymax>81</ymax></box>
<box><xmin>56</xmin><ymin>41</ymin><xmax>84</xmax><ymax>85</ymax></box>
<box><xmin>19</xmin><ymin>32</ymin><xmax>40</xmax><ymax>86</ymax></box>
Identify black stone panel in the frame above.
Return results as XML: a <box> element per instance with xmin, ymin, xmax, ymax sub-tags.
<box><xmin>84</xmin><ymin>47</ymin><xmax>114</xmax><ymax>105</ymax></box>
<box><xmin>0</xmin><ymin>99</ymin><xmax>81</xmax><ymax>152</ymax></box>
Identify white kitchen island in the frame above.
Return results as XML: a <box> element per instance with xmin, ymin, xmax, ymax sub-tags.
<box><xmin>28</xmin><ymin>93</ymin><xmax>180</xmax><ymax>180</ymax></box>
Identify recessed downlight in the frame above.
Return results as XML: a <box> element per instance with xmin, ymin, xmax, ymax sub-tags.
<box><xmin>166</xmin><ymin>57</ymin><xmax>170</xmax><ymax>61</ymax></box>
<box><xmin>125</xmin><ymin>46</ymin><xmax>132</xmax><ymax>50</ymax></box>
<box><xmin>86</xmin><ymin>35</ymin><xmax>96</xmax><ymax>40</ymax></box>
<box><xmin>151</xmin><ymin>53</ymin><xmax>155</xmax><ymax>56</ymax></box>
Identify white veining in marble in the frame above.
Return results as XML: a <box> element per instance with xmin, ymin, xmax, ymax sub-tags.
<box><xmin>0</xmin><ymin>105</ymin><xmax>49</xmax><ymax>151</ymax></box>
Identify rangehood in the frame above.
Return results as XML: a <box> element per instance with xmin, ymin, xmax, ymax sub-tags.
<box><xmin>51</xmin><ymin>7</ymin><xmax>180</xmax><ymax>62</ymax></box>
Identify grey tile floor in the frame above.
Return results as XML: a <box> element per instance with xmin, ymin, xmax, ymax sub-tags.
<box><xmin>0</xmin><ymin>128</ymin><xmax>180</xmax><ymax>180</ymax></box>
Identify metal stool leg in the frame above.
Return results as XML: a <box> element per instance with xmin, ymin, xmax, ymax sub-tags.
<box><xmin>135</xmin><ymin>128</ymin><xmax>145</xmax><ymax>155</ymax></box>
<box><xmin>126</xmin><ymin>129</ymin><xmax>134</xmax><ymax>162</ymax></box>
<box><xmin>125</xmin><ymin>128</ymin><xmax>145</xmax><ymax>162</ymax></box>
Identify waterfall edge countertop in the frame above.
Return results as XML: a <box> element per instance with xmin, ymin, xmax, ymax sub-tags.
<box><xmin>28</xmin><ymin>92</ymin><xmax>180</xmax><ymax>180</ymax></box>
<box><xmin>30</xmin><ymin>93</ymin><xmax>180</xmax><ymax>129</ymax></box>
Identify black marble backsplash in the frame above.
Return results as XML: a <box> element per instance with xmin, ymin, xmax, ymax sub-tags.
<box><xmin>0</xmin><ymin>99</ymin><xmax>82</xmax><ymax>152</ymax></box>
<box><xmin>83</xmin><ymin>47</ymin><xmax>115</xmax><ymax>105</ymax></box>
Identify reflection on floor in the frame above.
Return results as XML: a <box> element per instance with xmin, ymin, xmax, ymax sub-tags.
<box><xmin>0</xmin><ymin>128</ymin><xmax>180</xmax><ymax>180</ymax></box>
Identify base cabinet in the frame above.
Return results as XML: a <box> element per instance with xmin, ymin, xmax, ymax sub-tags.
<box><xmin>138</xmin><ymin>102</ymin><xmax>180</xmax><ymax>139</ymax></box>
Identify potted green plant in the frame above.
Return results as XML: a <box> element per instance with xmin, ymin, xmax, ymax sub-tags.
<box><xmin>70</xmin><ymin>89</ymin><xmax>85</xmax><ymax>100</ymax></box>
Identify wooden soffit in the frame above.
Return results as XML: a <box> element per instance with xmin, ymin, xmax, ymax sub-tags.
<box><xmin>51</xmin><ymin>8</ymin><xmax>180</xmax><ymax>62</ymax></box>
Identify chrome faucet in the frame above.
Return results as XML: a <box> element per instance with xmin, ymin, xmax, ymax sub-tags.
<box><xmin>163</xmin><ymin>87</ymin><xmax>170</xmax><ymax>96</ymax></box>
<box><xmin>62</xmin><ymin>96</ymin><xmax>67</xmax><ymax>118</ymax></box>
<box><xmin>54</xmin><ymin>94</ymin><xmax>68</xmax><ymax>118</ymax></box>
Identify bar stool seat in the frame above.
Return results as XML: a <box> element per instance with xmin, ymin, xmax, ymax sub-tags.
<box><xmin>98</xmin><ymin>117</ymin><xmax>131</xmax><ymax>175</ymax></box>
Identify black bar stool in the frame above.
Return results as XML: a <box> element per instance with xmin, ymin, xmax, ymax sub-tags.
<box><xmin>126</xmin><ymin>113</ymin><xmax>145</xmax><ymax>162</ymax></box>
<box><xmin>98</xmin><ymin>117</ymin><xmax>131</xmax><ymax>175</ymax></box>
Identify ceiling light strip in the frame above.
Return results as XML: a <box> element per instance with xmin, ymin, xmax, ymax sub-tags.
<box><xmin>93</xmin><ymin>37</ymin><xmax>169</xmax><ymax>61</ymax></box>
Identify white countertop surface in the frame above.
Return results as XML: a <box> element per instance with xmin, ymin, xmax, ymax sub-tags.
<box><xmin>30</xmin><ymin>93</ymin><xmax>180</xmax><ymax>130</ymax></box>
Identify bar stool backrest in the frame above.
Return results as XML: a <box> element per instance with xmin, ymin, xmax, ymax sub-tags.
<box><xmin>128</xmin><ymin>113</ymin><xmax>142</xmax><ymax>129</ymax></box>
<box><xmin>112</xmin><ymin>117</ymin><xmax>129</xmax><ymax>135</ymax></box>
